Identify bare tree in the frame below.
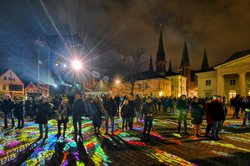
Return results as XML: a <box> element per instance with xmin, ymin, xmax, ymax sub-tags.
<box><xmin>120</xmin><ymin>47</ymin><xmax>145</xmax><ymax>96</ymax></box>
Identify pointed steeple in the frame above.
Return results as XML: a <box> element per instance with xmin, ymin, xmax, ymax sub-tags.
<box><xmin>180</xmin><ymin>42</ymin><xmax>190</xmax><ymax>69</ymax></box>
<box><xmin>156</xmin><ymin>24</ymin><xmax>166</xmax><ymax>62</ymax></box>
<box><xmin>156</xmin><ymin>24</ymin><xmax>166</xmax><ymax>73</ymax></box>
<box><xmin>201</xmin><ymin>48</ymin><xmax>209</xmax><ymax>70</ymax></box>
<box><xmin>149</xmin><ymin>56</ymin><xmax>154</xmax><ymax>71</ymax></box>
<box><xmin>168</xmin><ymin>60</ymin><xmax>172</xmax><ymax>73</ymax></box>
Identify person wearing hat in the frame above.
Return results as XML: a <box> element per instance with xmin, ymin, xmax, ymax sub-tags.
<box><xmin>56</xmin><ymin>97</ymin><xmax>70</xmax><ymax>138</ymax></box>
<box><xmin>2</xmin><ymin>94</ymin><xmax>15</xmax><ymax>129</ymax></box>
<box><xmin>35</xmin><ymin>97</ymin><xmax>51</xmax><ymax>139</ymax></box>
<box><xmin>141</xmin><ymin>96</ymin><xmax>156</xmax><ymax>138</ymax></box>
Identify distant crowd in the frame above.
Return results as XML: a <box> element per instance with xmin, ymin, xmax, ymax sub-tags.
<box><xmin>0</xmin><ymin>93</ymin><xmax>250</xmax><ymax>141</ymax></box>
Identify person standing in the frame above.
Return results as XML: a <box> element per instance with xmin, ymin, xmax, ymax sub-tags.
<box><xmin>90</xmin><ymin>96</ymin><xmax>103</xmax><ymax>135</ymax></box>
<box><xmin>190</xmin><ymin>97</ymin><xmax>204</xmax><ymax>137</ymax></box>
<box><xmin>72</xmin><ymin>92</ymin><xmax>86</xmax><ymax>140</ymax></box>
<box><xmin>243</xmin><ymin>96</ymin><xmax>250</xmax><ymax>126</ymax></box>
<box><xmin>14</xmin><ymin>98</ymin><xmax>24</xmax><ymax>129</ymax></box>
<box><xmin>176</xmin><ymin>95</ymin><xmax>189</xmax><ymax>133</ymax></box>
<box><xmin>2</xmin><ymin>94</ymin><xmax>15</xmax><ymax>129</ymax></box>
<box><xmin>121</xmin><ymin>99</ymin><xmax>129</xmax><ymax>131</ymax></box>
<box><xmin>162</xmin><ymin>96</ymin><xmax>168</xmax><ymax>115</ymax></box>
<box><xmin>35</xmin><ymin>97</ymin><xmax>51</xmax><ymax>139</ymax></box>
<box><xmin>204</xmin><ymin>98</ymin><xmax>213</xmax><ymax>138</ymax></box>
<box><xmin>134</xmin><ymin>94</ymin><xmax>142</xmax><ymax>122</ymax></box>
<box><xmin>103</xmin><ymin>94</ymin><xmax>117</xmax><ymax>135</ymax></box>
<box><xmin>128</xmin><ymin>98</ymin><xmax>135</xmax><ymax>130</ymax></box>
<box><xmin>209</xmin><ymin>95</ymin><xmax>225</xmax><ymax>141</ymax></box>
<box><xmin>233</xmin><ymin>94</ymin><xmax>241</xmax><ymax>119</ymax></box>
<box><xmin>142</xmin><ymin>97</ymin><xmax>156</xmax><ymax>138</ymax></box>
<box><xmin>56</xmin><ymin>97</ymin><xmax>70</xmax><ymax>138</ymax></box>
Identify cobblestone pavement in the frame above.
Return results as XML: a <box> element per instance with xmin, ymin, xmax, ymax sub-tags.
<box><xmin>0</xmin><ymin>109</ymin><xmax>250</xmax><ymax>166</ymax></box>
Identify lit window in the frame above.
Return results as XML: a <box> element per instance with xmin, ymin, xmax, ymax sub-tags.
<box><xmin>230</xmin><ymin>79</ymin><xmax>236</xmax><ymax>86</ymax></box>
<box><xmin>206</xmin><ymin>80</ymin><xmax>211</xmax><ymax>86</ymax></box>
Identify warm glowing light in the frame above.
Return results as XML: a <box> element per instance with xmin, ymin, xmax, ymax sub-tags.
<box><xmin>159</xmin><ymin>91</ymin><xmax>163</xmax><ymax>96</ymax></box>
<box><xmin>115</xmin><ymin>80</ymin><xmax>121</xmax><ymax>84</ymax></box>
<box><xmin>71</xmin><ymin>59</ymin><xmax>82</xmax><ymax>70</ymax></box>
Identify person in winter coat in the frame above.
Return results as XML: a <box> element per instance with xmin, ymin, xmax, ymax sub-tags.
<box><xmin>128</xmin><ymin>98</ymin><xmax>136</xmax><ymax>130</ymax></box>
<box><xmin>204</xmin><ymin>98</ymin><xmax>212</xmax><ymax>138</ymax></box>
<box><xmin>134</xmin><ymin>94</ymin><xmax>142</xmax><ymax>122</ymax></box>
<box><xmin>162</xmin><ymin>97</ymin><xmax>168</xmax><ymax>115</ymax></box>
<box><xmin>56</xmin><ymin>97</ymin><xmax>70</xmax><ymax>138</ymax></box>
<box><xmin>72</xmin><ymin>92</ymin><xmax>86</xmax><ymax>140</ymax></box>
<box><xmin>2</xmin><ymin>94</ymin><xmax>15</xmax><ymax>129</ymax></box>
<box><xmin>209</xmin><ymin>95</ymin><xmax>225</xmax><ymax>141</ymax></box>
<box><xmin>90</xmin><ymin>96</ymin><xmax>103</xmax><ymax>135</ymax></box>
<box><xmin>35</xmin><ymin>97</ymin><xmax>51</xmax><ymax>139</ymax></box>
<box><xmin>121</xmin><ymin>99</ymin><xmax>129</xmax><ymax>131</ymax></box>
<box><xmin>190</xmin><ymin>97</ymin><xmax>204</xmax><ymax>137</ymax></box>
<box><xmin>103</xmin><ymin>94</ymin><xmax>117</xmax><ymax>135</ymax></box>
<box><xmin>233</xmin><ymin>94</ymin><xmax>241</xmax><ymax>119</ymax></box>
<box><xmin>242</xmin><ymin>96</ymin><xmax>250</xmax><ymax>126</ymax></box>
<box><xmin>176</xmin><ymin>95</ymin><xmax>189</xmax><ymax>133</ymax></box>
<box><xmin>142</xmin><ymin>97</ymin><xmax>156</xmax><ymax>138</ymax></box>
<box><xmin>14</xmin><ymin>99</ymin><xmax>24</xmax><ymax>129</ymax></box>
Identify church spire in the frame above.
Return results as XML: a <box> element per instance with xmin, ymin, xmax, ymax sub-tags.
<box><xmin>201</xmin><ymin>48</ymin><xmax>209</xmax><ymax>70</ymax></box>
<box><xmin>156</xmin><ymin>24</ymin><xmax>166</xmax><ymax>73</ymax></box>
<box><xmin>149</xmin><ymin>56</ymin><xmax>154</xmax><ymax>71</ymax></box>
<box><xmin>168</xmin><ymin>60</ymin><xmax>172</xmax><ymax>73</ymax></box>
<box><xmin>156</xmin><ymin>24</ymin><xmax>165</xmax><ymax>62</ymax></box>
<box><xmin>180</xmin><ymin>41</ymin><xmax>190</xmax><ymax>69</ymax></box>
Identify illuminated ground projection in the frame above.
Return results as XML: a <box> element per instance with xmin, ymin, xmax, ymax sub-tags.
<box><xmin>0</xmin><ymin>112</ymin><xmax>250</xmax><ymax>166</ymax></box>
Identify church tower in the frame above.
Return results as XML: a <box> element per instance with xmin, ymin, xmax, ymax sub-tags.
<box><xmin>201</xmin><ymin>48</ymin><xmax>209</xmax><ymax>70</ymax></box>
<box><xmin>180</xmin><ymin>42</ymin><xmax>191</xmax><ymax>96</ymax></box>
<box><xmin>155</xmin><ymin>25</ymin><xmax>166</xmax><ymax>74</ymax></box>
<box><xmin>149</xmin><ymin>56</ymin><xmax>154</xmax><ymax>71</ymax></box>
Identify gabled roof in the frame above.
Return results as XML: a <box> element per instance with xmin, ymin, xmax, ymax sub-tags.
<box><xmin>127</xmin><ymin>70</ymin><xmax>167</xmax><ymax>81</ymax></box>
<box><xmin>195</xmin><ymin>67</ymin><xmax>215</xmax><ymax>73</ymax></box>
<box><xmin>225</xmin><ymin>49</ymin><xmax>250</xmax><ymax>63</ymax></box>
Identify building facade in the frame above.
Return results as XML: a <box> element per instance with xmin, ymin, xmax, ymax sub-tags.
<box><xmin>196</xmin><ymin>50</ymin><xmax>250</xmax><ymax>100</ymax></box>
<box><xmin>0</xmin><ymin>69</ymin><xmax>24</xmax><ymax>98</ymax></box>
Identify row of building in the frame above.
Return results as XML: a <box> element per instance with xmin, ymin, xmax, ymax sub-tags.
<box><xmin>0</xmin><ymin>69</ymin><xmax>49</xmax><ymax>99</ymax></box>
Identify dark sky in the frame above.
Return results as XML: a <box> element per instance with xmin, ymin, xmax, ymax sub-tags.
<box><xmin>1</xmin><ymin>0</ymin><xmax>250</xmax><ymax>76</ymax></box>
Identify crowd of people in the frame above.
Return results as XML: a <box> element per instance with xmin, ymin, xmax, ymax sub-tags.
<box><xmin>1</xmin><ymin>92</ymin><xmax>250</xmax><ymax>141</ymax></box>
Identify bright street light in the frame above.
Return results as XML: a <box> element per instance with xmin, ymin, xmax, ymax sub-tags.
<box><xmin>71</xmin><ymin>59</ymin><xmax>82</xmax><ymax>70</ymax></box>
<box><xmin>115</xmin><ymin>79</ymin><xmax>121</xmax><ymax>84</ymax></box>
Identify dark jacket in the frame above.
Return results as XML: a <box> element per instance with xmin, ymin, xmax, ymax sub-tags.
<box><xmin>142</xmin><ymin>102</ymin><xmax>156</xmax><ymax>120</ymax></box>
<box><xmin>35</xmin><ymin>102</ymin><xmax>51</xmax><ymax>124</ymax></box>
<box><xmin>2</xmin><ymin>99</ymin><xmax>15</xmax><ymax>113</ymax></box>
<box><xmin>209</xmin><ymin>101</ymin><xmax>225</xmax><ymax>121</ymax></box>
<box><xmin>128</xmin><ymin>100</ymin><xmax>136</xmax><ymax>117</ymax></box>
<box><xmin>14</xmin><ymin>101</ymin><xmax>24</xmax><ymax>118</ymax></box>
<box><xmin>121</xmin><ymin>104</ymin><xmax>129</xmax><ymax>118</ymax></box>
<box><xmin>57</xmin><ymin>102</ymin><xmax>70</xmax><ymax>123</ymax></box>
<box><xmin>103</xmin><ymin>98</ymin><xmax>117</xmax><ymax>116</ymax></box>
<box><xmin>191</xmin><ymin>102</ymin><xmax>204</xmax><ymax>125</ymax></box>
<box><xmin>72</xmin><ymin>99</ymin><xmax>86</xmax><ymax>116</ymax></box>
<box><xmin>177</xmin><ymin>99</ymin><xmax>189</xmax><ymax>111</ymax></box>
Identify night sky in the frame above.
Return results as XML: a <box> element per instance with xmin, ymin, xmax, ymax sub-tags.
<box><xmin>1</xmin><ymin>0</ymin><xmax>250</xmax><ymax>79</ymax></box>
